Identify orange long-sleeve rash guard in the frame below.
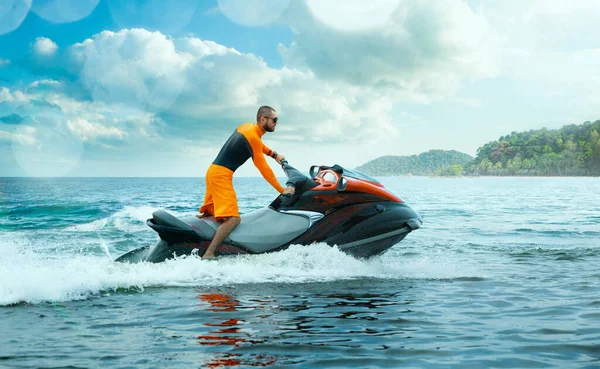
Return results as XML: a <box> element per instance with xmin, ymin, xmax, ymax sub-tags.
<box><xmin>212</xmin><ymin>123</ymin><xmax>285</xmax><ymax>194</ymax></box>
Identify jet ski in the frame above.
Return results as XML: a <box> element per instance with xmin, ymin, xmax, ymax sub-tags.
<box><xmin>116</xmin><ymin>161</ymin><xmax>422</xmax><ymax>263</ymax></box>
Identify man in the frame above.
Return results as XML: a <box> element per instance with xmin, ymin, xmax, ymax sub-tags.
<box><xmin>198</xmin><ymin>106</ymin><xmax>295</xmax><ymax>259</ymax></box>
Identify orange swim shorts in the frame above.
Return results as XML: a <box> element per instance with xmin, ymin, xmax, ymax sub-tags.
<box><xmin>199</xmin><ymin>164</ymin><xmax>239</xmax><ymax>220</ymax></box>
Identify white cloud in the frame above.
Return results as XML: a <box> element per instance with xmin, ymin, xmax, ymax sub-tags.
<box><xmin>259</xmin><ymin>68</ymin><xmax>398</xmax><ymax>143</ymax></box>
<box><xmin>10</xmin><ymin>115</ymin><xmax>84</xmax><ymax>177</ymax></box>
<box><xmin>1</xmin><ymin>27</ymin><xmax>411</xmax><ymax>176</ymax></box>
<box><xmin>483</xmin><ymin>0</ymin><xmax>600</xmax><ymax>52</ymax></box>
<box><xmin>68</xmin><ymin>29</ymin><xmax>191</xmax><ymax>111</ymax></box>
<box><xmin>61</xmin><ymin>28</ymin><xmax>401</xmax><ymax>143</ymax></box>
<box><xmin>41</xmin><ymin>92</ymin><xmax>155</xmax><ymax>141</ymax></box>
<box><xmin>279</xmin><ymin>0</ymin><xmax>497</xmax><ymax>103</ymax></box>
<box><xmin>0</xmin><ymin>127</ymin><xmax>37</xmax><ymax>145</ymax></box>
<box><xmin>28</xmin><ymin>79</ymin><xmax>61</xmax><ymax>89</ymax></box>
<box><xmin>31</xmin><ymin>37</ymin><xmax>59</xmax><ymax>57</ymax></box>
<box><xmin>505</xmin><ymin>49</ymin><xmax>600</xmax><ymax>84</ymax></box>
<box><xmin>0</xmin><ymin>130</ymin><xmax>13</xmax><ymax>141</ymax></box>
<box><xmin>0</xmin><ymin>87</ymin><xmax>31</xmax><ymax>103</ymax></box>
<box><xmin>475</xmin><ymin>1</ymin><xmax>600</xmax><ymax>119</ymax></box>
<box><xmin>67</xmin><ymin>118</ymin><xmax>127</xmax><ymax>142</ymax></box>
<box><xmin>0</xmin><ymin>86</ymin><xmax>150</xmax><ymax>147</ymax></box>
<box><xmin>305</xmin><ymin>0</ymin><xmax>401</xmax><ymax>32</ymax></box>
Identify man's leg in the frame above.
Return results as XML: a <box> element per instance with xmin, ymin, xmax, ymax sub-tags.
<box><xmin>202</xmin><ymin>216</ymin><xmax>241</xmax><ymax>259</ymax></box>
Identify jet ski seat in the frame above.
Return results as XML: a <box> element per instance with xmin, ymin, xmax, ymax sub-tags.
<box><xmin>153</xmin><ymin>208</ymin><xmax>311</xmax><ymax>253</ymax></box>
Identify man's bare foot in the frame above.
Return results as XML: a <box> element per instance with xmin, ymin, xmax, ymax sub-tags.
<box><xmin>202</xmin><ymin>253</ymin><xmax>215</xmax><ymax>259</ymax></box>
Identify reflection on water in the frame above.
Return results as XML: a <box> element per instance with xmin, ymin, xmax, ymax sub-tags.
<box><xmin>204</xmin><ymin>353</ymin><xmax>277</xmax><ymax>369</ymax></box>
<box><xmin>198</xmin><ymin>292</ymin><xmax>246</xmax><ymax>347</ymax></box>
<box><xmin>194</xmin><ymin>288</ymin><xmax>410</xmax><ymax>367</ymax></box>
<box><xmin>198</xmin><ymin>292</ymin><xmax>277</xmax><ymax>367</ymax></box>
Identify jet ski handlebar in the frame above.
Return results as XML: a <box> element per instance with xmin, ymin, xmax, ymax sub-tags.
<box><xmin>269</xmin><ymin>159</ymin><xmax>318</xmax><ymax>210</ymax></box>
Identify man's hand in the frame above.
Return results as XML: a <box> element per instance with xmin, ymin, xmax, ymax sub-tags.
<box><xmin>275</xmin><ymin>153</ymin><xmax>286</xmax><ymax>164</ymax></box>
<box><xmin>282</xmin><ymin>186</ymin><xmax>295</xmax><ymax>195</ymax></box>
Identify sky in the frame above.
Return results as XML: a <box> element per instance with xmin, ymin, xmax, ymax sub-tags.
<box><xmin>1</xmin><ymin>0</ymin><xmax>599</xmax><ymax>177</ymax></box>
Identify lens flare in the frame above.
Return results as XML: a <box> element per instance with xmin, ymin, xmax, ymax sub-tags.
<box><xmin>107</xmin><ymin>0</ymin><xmax>197</xmax><ymax>35</ymax></box>
<box><xmin>217</xmin><ymin>0</ymin><xmax>291</xmax><ymax>27</ymax></box>
<box><xmin>0</xmin><ymin>0</ymin><xmax>32</xmax><ymax>35</ymax></box>
<box><xmin>12</xmin><ymin>114</ymin><xmax>83</xmax><ymax>177</ymax></box>
<box><xmin>31</xmin><ymin>0</ymin><xmax>99</xmax><ymax>24</ymax></box>
<box><xmin>305</xmin><ymin>0</ymin><xmax>402</xmax><ymax>32</ymax></box>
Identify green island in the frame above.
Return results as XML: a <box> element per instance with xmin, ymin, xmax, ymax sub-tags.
<box><xmin>355</xmin><ymin>150</ymin><xmax>474</xmax><ymax>176</ymax></box>
<box><xmin>357</xmin><ymin>120</ymin><xmax>600</xmax><ymax>177</ymax></box>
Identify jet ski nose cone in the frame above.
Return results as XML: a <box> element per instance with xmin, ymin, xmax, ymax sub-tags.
<box><xmin>407</xmin><ymin>217</ymin><xmax>422</xmax><ymax>230</ymax></box>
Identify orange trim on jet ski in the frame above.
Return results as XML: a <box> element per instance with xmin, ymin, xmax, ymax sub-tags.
<box><xmin>344</xmin><ymin>176</ymin><xmax>402</xmax><ymax>202</ymax></box>
<box><xmin>312</xmin><ymin>170</ymin><xmax>402</xmax><ymax>202</ymax></box>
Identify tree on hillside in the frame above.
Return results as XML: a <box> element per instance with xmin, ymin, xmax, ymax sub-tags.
<box><xmin>356</xmin><ymin>150</ymin><xmax>473</xmax><ymax>176</ymax></box>
<box><xmin>466</xmin><ymin>120</ymin><xmax>600</xmax><ymax>176</ymax></box>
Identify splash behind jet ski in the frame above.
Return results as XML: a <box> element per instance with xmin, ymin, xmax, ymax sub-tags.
<box><xmin>116</xmin><ymin>161</ymin><xmax>422</xmax><ymax>263</ymax></box>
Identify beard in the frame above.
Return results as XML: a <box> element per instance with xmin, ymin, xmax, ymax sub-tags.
<box><xmin>266</xmin><ymin>123</ymin><xmax>275</xmax><ymax>132</ymax></box>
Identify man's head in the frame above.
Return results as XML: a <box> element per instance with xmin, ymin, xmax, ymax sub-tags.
<box><xmin>257</xmin><ymin>105</ymin><xmax>278</xmax><ymax>133</ymax></box>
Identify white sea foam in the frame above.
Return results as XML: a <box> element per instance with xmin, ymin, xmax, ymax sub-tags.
<box><xmin>117</xmin><ymin>206</ymin><xmax>161</xmax><ymax>222</ymax></box>
<box><xmin>65</xmin><ymin>218</ymin><xmax>109</xmax><ymax>232</ymax></box>
<box><xmin>0</xmin><ymin>243</ymin><xmax>486</xmax><ymax>306</ymax></box>
<box><xmin>113</xmin><ymin>206</ymin><xmax>159</xmax><ymax>233</ymax></box>
<box><xmin>65</xmin><ymin>206</ymin><xmax>187</xmax><ymax>233</ymax></box>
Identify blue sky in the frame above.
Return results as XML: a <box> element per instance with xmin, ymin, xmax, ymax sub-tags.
<box><xmin>1</xmin><ymin>0</ymin><xmax>599</xmax><ymax>177</ymax></box>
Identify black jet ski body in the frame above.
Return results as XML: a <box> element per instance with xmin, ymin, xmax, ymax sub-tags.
<box><xmin>116</xmin><ymin>162</ymin><xmax>422</xmax><ymax>263</ymax></box>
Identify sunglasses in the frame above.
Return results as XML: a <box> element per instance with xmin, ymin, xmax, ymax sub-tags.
<box><xmin>264</xmin><ymin>116</ymin><xmax>278</xmax><ymax>123</ymax></box>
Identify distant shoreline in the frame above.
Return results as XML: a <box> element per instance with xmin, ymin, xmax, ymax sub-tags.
<box><xmin>369</xmin><ymin>174</ymin><xmax>600</xmax><ymax>178</ymax></box>
<box><xmin>431</xmin><ymin>175</ymin><xmax>598</xmax><ymax>178</ymax></box>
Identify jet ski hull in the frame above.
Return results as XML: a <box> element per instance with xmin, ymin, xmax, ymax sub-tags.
<box><xmin>115</xmin><ymin>202</ymin><xmax>421</xmax><ymax>263</ymax></box>
<box><xmin>115</xmin><ymin>240</ymin><xmax>252</xmax><ymax>263</ymax></box>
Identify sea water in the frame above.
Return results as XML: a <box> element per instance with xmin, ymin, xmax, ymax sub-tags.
<box><xmin>1</xmin><ymin>176</ymin><xmax>599</xmax><ymax>368</ymax></box>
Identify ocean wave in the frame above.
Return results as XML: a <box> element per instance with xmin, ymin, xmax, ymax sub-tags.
<box><xmin>508</xmin><ymin>247</ymin><xmax>600</xmax><ymax>260</ymax></box>
<box><xmin>65</xmin><ymin>218</ymin><xmax>109</xmax><ymax>232</ymax></box>
<box><xmin>0</xmin><ymin>243</ymin><xmax>486</xmax><ymax>306</ymax></box>
<box><xmin>505</xmin><ymin>228</ymin><xmax>600</xmax><ymax>238</ymax></box>
<box><xmin>65</xmin><ymin>206</ymin><xmax>178</xmax><ymax>233</ymax></box>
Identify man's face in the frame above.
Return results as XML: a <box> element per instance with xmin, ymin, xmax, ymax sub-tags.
<box><xmin>263</xmin><ymin>113</ymin><xmax>278</xmax><ymax>132</ymax></box>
